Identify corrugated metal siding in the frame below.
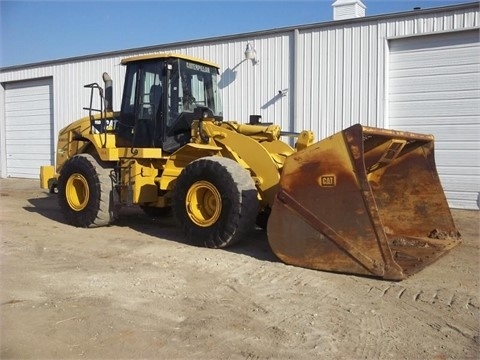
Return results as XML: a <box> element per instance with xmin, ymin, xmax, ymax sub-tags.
<box><xmin>1</xmin><ymin>6</ymin><xmax>477</xmax><ymax>142</ymax></box>
<box><xmin>296</xmin><ymin>23</ymin><xmax>384</xmax><ymax>139</ymax></box>
<box><xmin>0</xmin><ymin>57</ymin><xmax>127</xmax><ymax>140</ymax></box>
<box><xmin>0</xmin><ymin>35</ymin><xmax>292</xmax><ymax>132</ymax></box>
<box><xmin>0</xmin><ymin>33</ymin><xmax>293</xmax><ymax>164</ymax></box>
<box><xmin>296</xmin><ymin>6</ymin><xmax>479</xmax><ymax>141</ymax></box>
<box><xmin>172</xmin><ymin>33</ymin><xmax>292</xmax><ymax>129</ymax></box>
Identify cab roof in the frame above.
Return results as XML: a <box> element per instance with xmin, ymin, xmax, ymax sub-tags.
<box><xmin>121</xmin><ymin>53</ymin><xmax>220</xmax><ymax>68</ymax></box>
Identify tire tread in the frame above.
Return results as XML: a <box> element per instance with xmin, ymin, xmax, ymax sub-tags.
<box><xmin>173</xmin><ymin>156</ymin><xmax>258</xmax><ymax>248</ymax></box>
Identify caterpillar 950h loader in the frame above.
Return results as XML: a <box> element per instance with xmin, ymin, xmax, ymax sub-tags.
<box><xmin>40</xmin><ymin>53</ymin><xmax>461</xmax><ymax>280</ymax></box>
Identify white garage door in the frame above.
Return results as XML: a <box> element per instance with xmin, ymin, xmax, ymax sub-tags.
<box><xmin>388</xmin><ymin>30</ymin><xmax>480</xmax><ymax>210</ymax></box>
<box><xmin>5</xmin><ymin>78</ymin><xmax>54</xmax><ymax>179</ymax></box>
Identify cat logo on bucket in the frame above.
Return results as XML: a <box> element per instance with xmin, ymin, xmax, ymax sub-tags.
<box><xmin>319</xmin><ymin>175</ymin><xmax>336</xmax><ymax>187</ymax></box>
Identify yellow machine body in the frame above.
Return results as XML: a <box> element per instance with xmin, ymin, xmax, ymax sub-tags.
<box><xmin>40</xmin><ymin>54</ymin><xmax>461</xmax><ymax>280</ymax></box>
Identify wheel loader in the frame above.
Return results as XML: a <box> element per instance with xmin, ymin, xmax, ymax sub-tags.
<box><xmin>40</xmin><ymin>53</ymin><xmax>461</xmax><ymax>280</ymax></box>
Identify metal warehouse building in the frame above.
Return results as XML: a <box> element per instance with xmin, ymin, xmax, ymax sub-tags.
<box><xmin>0</xmin><ymin>1</ymin><xmax>479</xmax><ymax>209</ymax></box>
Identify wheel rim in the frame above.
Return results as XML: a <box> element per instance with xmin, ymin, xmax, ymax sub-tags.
<box><xmin>186</xmin><ymin>181</ymin><xmax>222</xmax><ymax>227</ymax></box>
<box><xmin>66</xmin><ymin>173</ymin><xmax>90</xmax><ymax>211</ymax></box>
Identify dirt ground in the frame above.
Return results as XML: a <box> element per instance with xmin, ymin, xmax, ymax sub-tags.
<box><xmin>0</xmin><ymin>178</ymin><xmax>478</xmax><ymax>360</ymax></box>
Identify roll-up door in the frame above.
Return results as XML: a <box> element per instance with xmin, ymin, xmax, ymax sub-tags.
<box><xmin>4</xmin><ymin>78</ymin><xmax>54</xmax><ymax>178</ymax></box>
<box><xmin>389</xmin><ymin>30</ymin><xmax>480</xmax><ymax>210</ymax></box>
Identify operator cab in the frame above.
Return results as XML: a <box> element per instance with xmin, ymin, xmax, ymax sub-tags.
<box><xmin>117</xmin><ymin>54</ymin><xmax>223</xmax><ymax>152</ymax></box>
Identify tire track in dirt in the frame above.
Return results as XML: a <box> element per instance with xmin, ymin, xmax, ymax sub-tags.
<box><xmin>352</xmin><ymin>314</ymin><xmax>393</xmax><ymax>360</ymax></box>
<box><xmin>205</xmin><ymin>261</ymin><xmax>354</xmax><ymax>356</ymax></box>
<box><xmin>365</xmin><ymin>282</ymin><xmax>479</xmax><ymax>346</ymax></box>
<box><xmin>367</xmin><ymin>283</ymin><xmax>479</xmax><ymax>313</ymax></box>
<box><xmin>171</xmin><ymin>257</ymin><xmax>340</xmax><ymax>358</ymax></box>
<box><xmin>211</xmin><ymin>253</ymin><xmax>480</xmax><ymax>358</ymax></box>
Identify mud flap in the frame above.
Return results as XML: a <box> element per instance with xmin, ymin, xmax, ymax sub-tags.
<box><xmin>267</xmin><ymin>124</ymin><xmax>461</xmax><ymax>280</ymax></box>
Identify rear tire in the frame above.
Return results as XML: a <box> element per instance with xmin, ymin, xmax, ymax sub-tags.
<box><xmin>58</xmin><ymin>154</ymin><xmax>117</xmax><ymax>227</ymax></box>
<box><xmin>172</xmin><ymin>157</ymin><xmax>258</xmax><ymax>248</ymax></box>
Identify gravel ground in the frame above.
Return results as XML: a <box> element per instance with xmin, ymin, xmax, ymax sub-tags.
<box><xmin>1</xmin><ymin>178</ymin><xmax>478</xmax><ymax>359</ymax></box>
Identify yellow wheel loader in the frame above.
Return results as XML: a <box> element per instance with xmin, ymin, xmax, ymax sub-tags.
<box><xmin>40</xmin><ymin>53</ymin><xmax>461</xmax><ymax>280</ymax></box>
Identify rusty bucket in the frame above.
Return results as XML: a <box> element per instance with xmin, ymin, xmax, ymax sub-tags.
<box><xmin>267</xmin><ymin>124</ymin><xmax>461</xmax><ymax>280</ymax></box>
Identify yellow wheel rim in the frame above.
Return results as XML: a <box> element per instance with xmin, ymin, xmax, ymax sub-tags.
<box><xmin>66</xmin><ymin>173</ymin><xmax>89</xmax><ymax>211</ymax></box>
<box><xmin>186</xmin><ymin>181</ymin><xmax>222</xmax><ymax>227</ymax></box>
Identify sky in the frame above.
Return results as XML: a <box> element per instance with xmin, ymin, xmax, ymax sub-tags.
<box><xmin>0</xmin><ymin>0</ymin><xmax>473</xmax><ymax>67</ymax></box>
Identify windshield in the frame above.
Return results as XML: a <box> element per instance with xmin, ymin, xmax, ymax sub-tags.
<box><xmin>118</xmin><ymin>57</ymin><xmax>223</xmax><ymax>151</ymax></box>
<box><xmin>167</xmin><ymin>59</ymin><xmax>222</xmax><ymax>129</ymax></box>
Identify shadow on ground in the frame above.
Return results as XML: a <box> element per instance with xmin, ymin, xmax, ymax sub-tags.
<box><xmin>25</xmin><ymin>194</ymin><xmax>278</xmax><ymax>264</ymax></box>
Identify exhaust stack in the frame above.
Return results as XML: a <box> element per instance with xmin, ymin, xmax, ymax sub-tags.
<box><xmin>102</xmin><ymin>72</ymin><xmax>113</xmax><ymax>112</ymax></box>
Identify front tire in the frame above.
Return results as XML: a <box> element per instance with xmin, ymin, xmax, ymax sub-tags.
<box><xmin>172</xmin><ymin>157</ymin><xmax>258</xmax><ymax>248</ymax></box>
<box><xmin>58</xmin><ymin>154</ymin><xmax>117</xmax><ymax>227</ymax></box>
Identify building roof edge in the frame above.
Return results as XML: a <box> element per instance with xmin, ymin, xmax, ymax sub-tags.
<box><xmin>1</xmin><ymin>2</ymin><xmax>477</xmax><ymax>73</ymax></box>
